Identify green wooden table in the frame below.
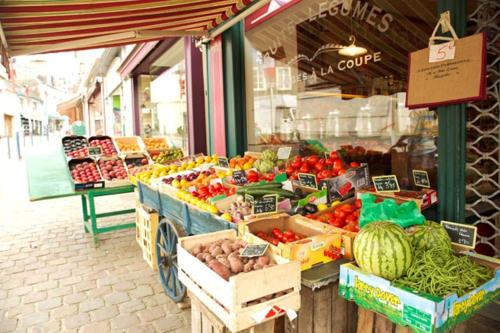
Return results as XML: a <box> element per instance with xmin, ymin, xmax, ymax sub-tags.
<box><xmin>26</xmin><ymin>147</ymin><xmax>136</xmax><ymax>243</ymax></box>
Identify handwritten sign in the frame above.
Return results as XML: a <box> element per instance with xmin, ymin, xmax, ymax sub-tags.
<box><xmin>240</xmin><ymin>244</ymin><xmax>269</xmax><ymax>258</ymax></box>
<box><xmin>277</xmin><ymin>147</ymin><xmax>292</xmax><ymax>160</ymax></box>
<box><xmin>412</xmin><ymin>170</ymin><xmax>430</xmax><ymax>188</ymax></box>
<box><xmin>88</xmin><ymin>146</ymin><xmax>102</xmax><ymax>156</ymax></box>
<box><xmin>245</xmin><ymin>194</ymin><xmax>254</xmax><ymax>205</ymax></box>
<box><xmin>429</xmin><ymin>41</ymin><xmax>455</xmax><ymax>63</ymax></box>
<box><xmin>253</xmin><ymin>195</ymin><xmax>278</xmax><ymax>215</ymax></box>
<box><xmin>372</xmin><ymin>175</ymin><xmax>400</xmax><ymax>193</ymax></box>
<box><xmin>298</xmin><ymin>173</ymin><xmax>318</xmax><ymax>189</ymax></box>
<box><xmin>232</xmin><ymin>170</ymin><xmax>247</xmax><ymax>185</ymax></box>
<box><xmin>441</xmin><ymin>221</ymin><xmax>477</xmax><ymax>249</ymax></box>
<box><xmin>217</xmin><ymin>157</ymin><xmax>229</xmax><ymax>168</ymax></box>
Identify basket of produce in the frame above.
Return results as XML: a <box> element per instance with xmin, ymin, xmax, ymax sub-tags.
<box><xmin>68</xmin><ymin>158</ymin><xmax>104</xmax><ymax>190</ymax></box>
<box><xmin>88</xmin><ymin>136</ymin><xmax>118</xmax><ymax>157</ymax></box>
<box><xmin>148</xmin><ymin>147</ymin><xmax>184</xmax><ymax>164</ymax></box>
<box><xmin>339</xmin><ymin>220</ymin><xmax>499</xmax><ymax>333</ymax></box>
<box><xmin>178</xmin><ymin>229</ymin><xmax>301</xmax><ymax>332</ymax></box>
<box><xmin>114</xmin><ymin>136</ymin><xmax>145</xmax><ymax>154</ymax></box>
<box><xmin>143</xmin><ymin>137</ymin><xmax>169</xmax><ymax>150</ymax></box>
<box><xmin>96</xmin><ymin>156</ymin><xmax>130</xmax><ymax>187</ymax></box>
<box><xmin>240</xmin><ymin>213</ymin><xmax>343</xmax><ymax>270</ymax></box>
<box><xmin>62</xmin><ymin>136</ymin><xmax>89</xmax><ymax>159</ymax></box>
<box><xmin>124</xmin><ymin>153</ymin><xmax>151</xmax><ymax>174</ymax></box>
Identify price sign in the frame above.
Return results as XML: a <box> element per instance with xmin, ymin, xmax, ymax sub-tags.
<box><xmin>218</xmin><ymin>157</ymin><xmax>229</xmax><ymax>168</ymax></box>
<box><xmin>240</xmin><ymin>244</ymin><xmax>269</xmax><ymax>258</ymax></box>
<box><xmin>88</xmin><ymin>146</ymin><xmax>102</xmax><ymax>157</ymax></box>
<box><xmin>441</xmin><ymin>221</ymin><xmax>477</xmax><ymax>249</ymax></box>
<box><xmin>372</xmin><ymin>175</ymin><xmax>400</xmax><ymax>193</ymax></box>
<box><xmin>232</xmin><ymin>170</ymin><xmax>247</xmax><ymax>185</ymax></box>
<box><xmin>429</xmin><ymin>41</ymin><xmax>456</xmax><ymax>63</ymax></box>
<box><xmin>277</xmin><ymin>147</ymin><xmax>292</xmax><ymax>160</ymax></box>
<box><xmin>412</xmin><ymin>170</ymin><xmax>430</xmax><ymax>188</ymax></box>
<box><xmin>252</xmin><ymin>194</ymin><xmax>278</xmax><ymax>215</ymax></box>
<box><xmin>298</xmin><ymin>173</ymin><xmax>318</xmax><ymax>189</ymax></box>
<box><xmin>245</xmin><ymin>194</ymin><xmax>254</xmax><ymax>205</ymax></box>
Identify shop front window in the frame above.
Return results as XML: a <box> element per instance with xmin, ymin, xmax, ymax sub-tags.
<box><xmin>245</xmin><ymin>0</ymin><xmax>438</xmax><ymax>190</ymax></box>
<box><xmin>148</xmin><ymin>39</ymin><xmax>189</xmax><ymax>153</ymax></box>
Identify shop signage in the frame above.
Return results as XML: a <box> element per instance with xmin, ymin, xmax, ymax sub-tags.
<box><xmin>217</xmin><ymin>157</ymin><xmax>229</xmax><ymax>168</ymax></box>
<box><xmin>232</xmin><ymin>170</ymin><xmax>247</xmax><ymax>185</ymax></box>
<box><xmin>88</xmin><ymin>147</ymin><xmax>102</xmax><ymax>157</ymax></box>
<box><xmin>298</xmin><ymin>173</ymin><xmax>318</xmax><ymax>189</ymax></box>
<box><xmin>240</xmin><ymin>244</ymin><xmax>269</xmax><ymax>258</ymax></box>
<box><xmin>407</xmin><ymin>32</ymin><xmax>487</xmax><ymax>109</ymax></box>
<box><xmin>412</xmin><ymin>170</ymin><xmax>430</xmax><ymax>188</ymax></box>
<box><xmin>441</xmin><ymin>221</ymin><xmax>477</xmax><ymax>249</ymax></box>
<box><xmin>372</xmin><ymin>175</ymin><xmax>400</xmax><ymax>193</ymax></box>
<box><xmin>253</xmin><ymin>195</ymin><xmax>278</xmax><ymax>215</ymax></box>
<box><xmin>277</xmin><ymin>147</ymin><xmax>292</xmax><ymax>160</ymax></box>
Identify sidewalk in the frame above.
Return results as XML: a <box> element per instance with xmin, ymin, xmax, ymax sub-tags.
<box><xmin>0</xmin><ymin>140</ymin><xmax>190</xmax><ymax>332</ymax></box>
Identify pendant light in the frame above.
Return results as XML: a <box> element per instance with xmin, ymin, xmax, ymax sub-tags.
<box><xmin>339</xmin><ymin>35</ymin><xmax>367</xmax><ymax>57</ymax></box>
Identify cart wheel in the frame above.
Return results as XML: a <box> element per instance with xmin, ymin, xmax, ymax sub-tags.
<box><xmin>156</xmin><ymin>219</ymin><xmax>187</xmax><ymax>302</ymax></box>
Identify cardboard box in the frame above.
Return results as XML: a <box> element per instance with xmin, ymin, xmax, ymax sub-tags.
<box><xmin>356</xmin><ymin>187</ymin><xmax>438</xmax><ymax>211</ymax></box>
<box><xmin>339</xmin><ymin>255</ymin><xmax>499</xmax><ymax>333</ymax></box>
<box><xmin>240</xmin><ymin>213</ymin><xmax>342</xmax><ymax>271</ymax></box>
<box><xmin>96</xmin><ymin>156</ymin><xmax>130</xmax><ymax>188</ymax></box>
<box><xmin>319</xmin><ymin>164</ymin><xmax>370</xmax><ymax>203</ymax></box>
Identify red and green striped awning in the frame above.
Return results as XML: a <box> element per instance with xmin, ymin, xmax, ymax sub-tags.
<box><xmin>0</xmin><ymin>0</ymin><xmax>266</xmax><ymax>56</ymax></box>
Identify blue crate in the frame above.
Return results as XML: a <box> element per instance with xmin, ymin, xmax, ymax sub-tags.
<box><xmin>137</xmin><ymin>182</ymin><xmax>161</xmax><ymax>211</ymax></box>
<box><xmin>187</xmin><ymin>205</ymin><xmax>237</xmax><ymax>235</ymax></box>
<box><xmin>159</xmin><ymin>192</ymin><xmax>188</xmax><ymax>222</ymax></box>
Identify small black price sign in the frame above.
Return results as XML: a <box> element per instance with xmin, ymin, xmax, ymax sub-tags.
<box><xmin>252</xmin><ymin>194</ymin><xmax>278</xmax><ymax>215</ymax></box>
<box><xmin>372</xmin><ymin>175</ymin><xmax>400</xmax><ymax>193</ymax></box>
<box><xmin>218</xmin><ymin>157</ymin><xmax>229</xmax><ymax>168</ymax></box>
<box><xmin>245</xmin><ymin>194</ymin><xmax>254</xmax><ymax>205</ymax></box>
<box><xmin>412</xmin><ymin>170</ymin><xmax>430</xmax><ymax>188</ymax></box>
<box><xmin>298</xmin><ymin>173</ymin><xmax>318</xmax><ymax>189</ymax></box>
<box><xmin>232</xmin><ymin>170</ymin><xmax>247</xmax><ymax>185</ymax></box>
<box><xmin>88</xmin><ymin>146</ymin><xmax>102</xmax><ymax>156</ymax></box>
<box><xmin>441</xmin><ymin>221</ymin><xmax>477</xmax><ymax>249</ymax></box>
<box><xmin>240</xmin><ymin>244</ymin><xmax>269</xmax><ymax>258</ymax></box>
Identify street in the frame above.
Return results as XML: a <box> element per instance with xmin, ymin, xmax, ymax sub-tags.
<box><xmin>0</xmin><ymin>139</ymin><xmax>190</xmax><ymax>332</ymax></box>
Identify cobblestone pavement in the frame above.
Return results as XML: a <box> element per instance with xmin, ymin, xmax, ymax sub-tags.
<box><xmin>0</xmin><ymin>150</ymin><xmax>190</xmax><ymax>332</ymax></box>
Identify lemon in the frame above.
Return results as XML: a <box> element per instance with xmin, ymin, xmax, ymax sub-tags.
<box><xmin>331</xmin><ymin>200</ymin><xmax>341</xmax><ymax>207</ymax></box>
<box><xmin>221</xmin><ymin>213</ymin><xmax>232</xmax><ymax>222</ymax></box>
<box><xmin>317</xmin><ymin>203</ymin><xmax>328</xmax><ymax>211</ymax></box>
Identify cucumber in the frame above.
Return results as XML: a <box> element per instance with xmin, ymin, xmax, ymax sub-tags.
<box><xmin>244</xmin><ymin>188</ymin><xmax>295</xmax><ymax>198</ymax></box>
<box><xmin>245</xmin><ymin>182</ymin><xmax>282</xmax><ymax>189</ymax></box>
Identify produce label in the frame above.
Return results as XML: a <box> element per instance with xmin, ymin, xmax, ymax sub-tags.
<box><xmin>208</xmin><ymin>194</ymin><xmax>226</xmax><ymax>204</ymax></box>
<box><xmin>372</xmin><ymin>175</ymin><xmax>400</xmax><ymax>193</ymax></box>
<box><xmin>413</xmin><ymin>170</ymin><xmax>430</xmax><ymax>188</ymax></box>
<box><xmin>277</xmin><ymin>146</ymin><xmax>292</xmax><ymax>160</ymax></box>
<box><xmin>240</xmin><ymin>244</ymin><xmax>269</xmax><ymax>258</ymax></box>
<box><xmin>232</xmin><ymin>170</ymin><xmax>247</xmax><ymax>185</ymax></box>
<box><xmin>88</xmin><ymin>146</ymin><xmax>102</xmax><ymax>156</ymax></box>
<box><xmin>273</xmin><ymin>173</ymin><xmax>287</xmax><ymax>183</ymax></box>
<box><xmin>217</xmin><ymin>157</ymin><xmax>229</xmax><ymax>168</ymax></box>
<box><xmin>298</xmin><ymin>173</ymin><xmax>318</xmax><ymax>189</ymax></box>
<box><xmin>320</xmin><ymin>164</ymin><xmax>370</xmax><ymax>203</ymax></box>
<box><xmin>298</xmin><ymin>189</ymin><xmax>327</xmax><ymax>207</ymax></box>
<box><xmin>441</xmin><ymin>221</ymin><xmax>477</xmax><ymax>249</ymax></box>
<box><xmin>252</xmin><ymin>194</ymin><xmax>278</xmax><ymax>215</ymax></box>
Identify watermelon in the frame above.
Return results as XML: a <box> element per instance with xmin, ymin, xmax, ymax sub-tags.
<box><xmin>406</xmin><ymin>220</ymin><xmax>452</xmax><ymax>254</ymax></box>
<box><xmin>353</xmin><ymin>221</ymin><xmax>413</xmax><ymax>280</ymax></box>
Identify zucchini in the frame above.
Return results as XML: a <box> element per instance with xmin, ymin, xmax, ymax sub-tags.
<box><xmin>244</xmin><ymin>188</ymin><xmax>295</xmax><ymax>198</ymax></box>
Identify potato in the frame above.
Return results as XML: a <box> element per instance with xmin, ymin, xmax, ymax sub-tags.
<box><xmin>256</xmin><ymin>256</ymin><xmax>270</xmax><ymax>266</ymax></box>
<box><xmin>253</xmin><ymin>264</ymin><xmax>263</xmax><ymax>270</ymax></box>
<box><xmin>228</xmin><ymin>250</ymin><xmax>240</xmax><ymax>260</ymax></box>
<box><xmin>208</xmin><ymin>259</ymin><xmax>231</xmax><ymax>280</ymax></box>
<box><xmin>221</xmin><ymin>242</ymin><xmax>233</xmax><ymax>255</ymax></box>
<box><xmin>210</xmin><ymin>246</ymin><xmax>223</xmax><ymax>257</ymax></box>
<box><xmin>191</xmin><ymin>245</ymin><xmax>204</xmax><ymax>256</ymax></box>
<box><xmin>228</xmin><ymin>256</ymin><xmax>244</xmax><ymax>274</ymax></box>
<box><xmin>243</xmin><ymin>262</ymin><xmax>254</xmax><ymax>272</ymax></box>
<box><xmin>196</xmin><ymin>253</ymin><xmax>205</xmax><ymax>261</ymax></box>
<box><xmin>218</xmin><ymin>257</ymin><xmax>230</xmax><ymax>269</ymax></box>
<box><xmin>203</xmin><ymin>253</ymin><xmax>213</xmax><ymax>263</ymax></box>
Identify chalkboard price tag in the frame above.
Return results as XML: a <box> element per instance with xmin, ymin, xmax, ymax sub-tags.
<box><xmin>277</xmin><ymin>147</ymin><xmax>292</xmax><ymax>160</ymax></box>
<box><xmin>441</xmin><ymin>221</ymin><xmax>477</xmax><ymax>249</ymax></box>
<box><xmin>232</xmin><ymin>170</ymin><xmax>247</xmax><ymax>185</ymax></box>
<box><xmin>372</xmin><ymin>175</ymin><xmax>400</xmax><ymax>193</ymax></box>
<box><xmin>298</xmin><ymin>173</ymin><xmax>318</xmax><ymax>189</ymax></box>
<box><xmin>88</xmin><ymin>146</ymin><xmax>102</xmax><ymax>157</ymax></box>
<box><xmin>245</xmin><ymin>194</ymin><xmax>254</xmax><ymax>204</ymax></box>
<box><xmin>252</xmin><ymin>194</ymin><xmax>278</xmax><ymax>215</ymax></box>
<box><xmin>412</xmin><ymin>170</ymin><xmax>430</xmax><ymax>188</ymax></box>
<box><xmin>218</xmin><ymin>157</ymin><xmax>229</xmax><ymax>168</ymax></box>
<box><xmin>240</xmin><ymin>244</ymin><xmax>269</xmax><ymax>258</ymax></box>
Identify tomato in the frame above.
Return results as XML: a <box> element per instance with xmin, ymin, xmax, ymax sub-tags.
<box><xmin>343</xmin><ymin>223</ymin><xmax>358</xmax><ymax>232</ymax></box>
<box><xmin>338</xmin><ymin>169</ymin><xmax>346</xmax><ymax>175</ymax></box>
<box><xmin>285</xmin><ymin>166</ymin><xmax>295</xmax><ymax>176</ymax></box>
<box><xmin>350</xmin><ymin>161</ymin><xmax>360</xmax><ymax>167</ymax></box>
<box><xmin>299</xmin><ymin>164</ymin><xmax>310</xmax><ymax>173</ymax></box>
<box><xmin>305</xmin><ymin>213</ymin><xmax>315</xmax><ymax>219</ymax></box>
<box><xmin>291</xmin><ymin>160</ymin><xmax>302</xmax><ymax>169</ymax></box>
<box><xmin>345</xmin><ymin>214</ymin><xmax>357</xmax><ymax>225</ymax></box>
<box><xmin>270</xmin><ymin>238</ymin><xmax>280</xmax><ymax>246</ymax></box>
<box><xmin>294</xmin><ymin>155</ymin><xmax>302</xmax><ymax>162</ymax></box>
<box><xmin>355</xmin><ymin>199</ymin><xmax>362</xmax><ymax>208</ymax></box>
<box><xmin>330</xmin><ymin>218</ymin><xmax>346</xmax><ymax>228</ymax></box>
<box><xmin>314</xmin><ymin>162</ymin><xmax>325</xmax><ymax>172</ymax></box>
<box><xmin>272</xmin><ymin>228</ymin><xmax>282</xmax><ymax>238</ymax></box>
<box><xmin>306</xmin><ymin>155</ymin><xmax>319</xmax><ymax>166</ymax></box>
<box><xmin>318</xmin><ymin>170</ymin><xmax>332</xmax><ymax>180</ymax></box>
<box><xmin>329</xmin><ymin>151</ymin><xmax>339</xmax><ymax>159</ymax></box>
<box><xmin>290</xmin><ymin>171</ymin><xmax>299</xmax><ymax>180</ymax></box>
<box><xmin>324</xmin><ymin>158</ymin><xmax>334</xmax><ymax>167</ymax></box>
<box><xmin>334</xmin><ymin>209</ymin><xmax>347</xmax><ymax>219</ymax></box>
<box><xmin>283</xmin><ymin>230</ymin><xmax>294</xmax><ymax>238</ymax></box>
<box><xmin>323</xmin><ymin>212</ymin><xmax>335</xmax><ymax>220</ymax></box>
<box><xmin>338</xmin><ymin>204</ymin><xmax>355</xmax><ymax>213</ymax></box>
<box><xmin>294</xmin><ymin>234</ymin><xmax>301</xmax><ymax>241</ymax></box>
<box><xmin>281</xmin><ymin>235</ymin><xmax>289</xmax><ymax>243</ymax></box>
<box><xmin>256</xmin><ymin>231</ymin><xmax>266</xmax><ymax>239</ymax></box>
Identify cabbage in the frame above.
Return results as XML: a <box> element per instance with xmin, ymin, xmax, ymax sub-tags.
<box><xmin>262</xmin><ymin>149</ymin><xmax>277</xmax><ymax>162</ymax></box>
<box><xmin>257</xmin><ymin>160</ymin><xmax>274</xmax><ymax>173</ymax></box>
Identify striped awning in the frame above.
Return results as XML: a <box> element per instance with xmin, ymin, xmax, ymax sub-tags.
<box><xmin>0</xmin><ymin>0</ymin><xmax>267</xmax><ymax>57</ymax></box>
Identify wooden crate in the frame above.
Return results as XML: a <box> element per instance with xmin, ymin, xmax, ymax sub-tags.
<box><xmin>191</xmin><ymin>293</ymin><xmax>277</xmax><ymax>333</ymax></box>
<box><xmin>135</xmin><ymin>203</ymin><xmax>159</xmax><ymax>271</ymax></box>
<box><xmin>284</xmin><ymin>282</ymin><xmax>358</xmax><ymax>333</ymax></box>
<box><xmin>114</xmin><ymin>136</ymin><xmax>145</xmax><ymax>154</ymax></box>
<box><xmin>178</xmin><ymin>229</ymin><xmax>301</xmax><ymax>332</ymax></box>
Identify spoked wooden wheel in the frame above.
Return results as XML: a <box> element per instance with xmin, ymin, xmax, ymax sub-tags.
<box><xmin>156</xmin><ymin>219</ymin><xmax>186</xmax><ymax>302</ymax></box>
